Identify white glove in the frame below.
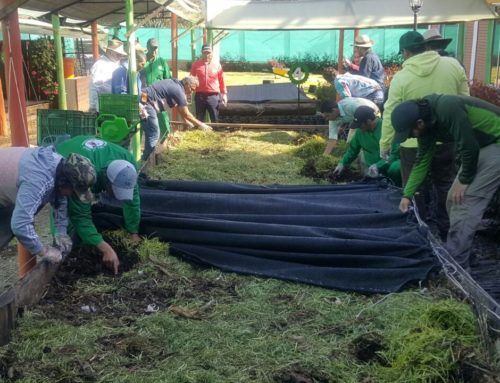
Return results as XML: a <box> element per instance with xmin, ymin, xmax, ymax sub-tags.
<box><xmin>380</xmin><ymin>149</ymin><xmax>390</xmax><ymax>161</ymax></box>
<box><xmin>40</xmin><ymin>246</ymin><xmax>63</xmax><ymax>263</ymax></box>
<box><xmin>54</xmin><ymin>234</ymin><xmax>73</xmax><ymax>255</ymax></box>
<box><xmin>367</xmin><ymin>164</ymin><xmax>379</xmax><ymax>178</ymax></box>
<box><xmin>139</xmin><ymin>103</ymin><xmax>149</xmax><ymax>120</ymax></box>
<box><xmin>333</xmin><ymin>163</ymin><xmax>345</xmax><ymax>176</ymax></box>
<box><xmin>199</xmin><ymin>123</ymin><xmax>213</xmax><ymax>132</ymax></box>
<box><xmin>221</xmin><ymin>93</ymin><xmax>228</xmax><ymax>106</ymax></box>
<box><xmin>344</xmin><ymin>58</ymin><xmax>352</xmax><ymax>67</ymax></box>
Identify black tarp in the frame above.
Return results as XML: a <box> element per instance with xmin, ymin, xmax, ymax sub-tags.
<box><xmin>227</xmin><ymin>83</ymin><xmax>311</xmax><ymax>103</ymax></box>
<box><xmin>93</xmin><ymin>180</ymin><xmax>438</xmax><ymax>294</ymax></box>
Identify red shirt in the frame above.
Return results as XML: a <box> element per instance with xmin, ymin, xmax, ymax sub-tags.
<box><xmin>190</xmin><ymin>59</ymin><xmax>227</xmax><ymax>94</ymax></box>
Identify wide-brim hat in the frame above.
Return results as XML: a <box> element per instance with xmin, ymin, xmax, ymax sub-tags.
<box><xmin>352</xmin><ymin>34</ymin><xmax>374</xmax><ymax>48</ymax></box>
<box><xmin>106</xmin><ymin>40</ymin><xmax>128</xmax><ymax>57</ymax></box>
<box><xmin>422</xmin><ymin>29</ymin><xmax>452</xmax><ymax>50</ymax></box>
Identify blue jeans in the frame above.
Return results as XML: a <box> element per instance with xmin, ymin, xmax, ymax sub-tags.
<box><xmin>140</xmin><ymin>103</ymin><xmax>160</xmax><ymax>161</ymax></box>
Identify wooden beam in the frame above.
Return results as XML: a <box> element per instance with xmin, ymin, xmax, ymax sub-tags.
<box><xmin>0</xmin><ymin>259</ymin><xmax>59</xmax><ymax>345</ymax></box>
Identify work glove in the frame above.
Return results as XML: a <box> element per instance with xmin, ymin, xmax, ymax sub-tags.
<box><xmin>139</xmin><ymin>103</ymin><xmax>149</xmax><ymax>120</ymax></box>
<box><xmin>366</xmin><ymin>164</ymin><xmax>379</xmax><ymax>178</ymax></box>
<box><xmin>54</xmin><ymin>234</ymin><xmax>73</xmax><ymax>255</ymax></box>
<box><xmin>40</xmin><ymin>246</ymin><xmax>63</xmax><ymax>264</ymax></box>
<box><xmin>380</xmin><ymin>149</ymin><xmax>390</xmax><ymax>161</ymax></box>
<box><xmin>343</xmin><ymin>58</ymin><xmax>352</xmax><ymax>68</ymax></box>
<box><xmin>332</xmin><ymin>163</ymin><xmax>344</xmax><ymax>176</ymax></box>
<box><xmin>221</xmin><ymin>93</ymin><xmax>228</xmax><ymax>106</ymax></box>
<box><xmin>199</xmin><ymin>123</ymin><xmax>213</xmax><ymax>132</ymax></box>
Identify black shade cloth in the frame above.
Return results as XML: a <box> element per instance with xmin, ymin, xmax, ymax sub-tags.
<box><xmin>93</xmin><ymin>180</ymin><xmax>437</xmax><ymax>294</ymax></box>
<box><xmin>0</xmin><ymin>208</ymin><xmax>14</xmax><ymax>251</ymax></box>
<box><xmin>227</xmin><ymin>83</ymin><xmax>311</xmax><ymax>103</ymax></box>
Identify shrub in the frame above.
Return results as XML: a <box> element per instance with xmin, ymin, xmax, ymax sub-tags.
<box><xmin>26</xmin><ymin>37</ymin><xmax>58</xmax><ymax>104</ymax></box>
<box><xmin>314</xmin><ymin>82</ymin><xmax>336</xmax><ymax>104</ymax></box>
<box><xmin>469</xmin><ymin>80</ymin><xmax>500</xmax><ymax>107</ymax></box>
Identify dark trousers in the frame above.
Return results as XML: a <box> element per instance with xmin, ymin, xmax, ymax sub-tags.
<box><xmin>195</xmin><ymin>93</ymin><xmax>220</xmax><ymax>123</ymax></box>
<box><xmin>400</xmin><ymin>143</ymin><xmax>456</xmax><ymax>239</ymax></box>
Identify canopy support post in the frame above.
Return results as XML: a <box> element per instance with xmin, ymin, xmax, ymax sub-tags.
<box><xmin>124</xmin><ymin>0</ymin><xmax>140</xmax><ymax>161</ymax></box>
<box><xmin>52</xmin><ymin>14</ymin><xmax>67</xmax><ymax>110</ymax></box>
<box><xmin>91</xmin><ymin>21</ymin><xmax>100</xmax><ymax>61</ymax></box>
<box><xmin>2</xmin><ymin>9</ymin><xmax>29</xmax><ymax>146</ymax></box>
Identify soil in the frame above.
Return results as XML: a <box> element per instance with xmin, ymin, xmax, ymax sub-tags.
<box><xmin>274</xmin><ymin>365</ymin><xmax>330</xmax><ymax>383</ymax></box>
<box><xmin>349</xmin><ymin>332</ymin><xmax>387</xmax><ymax>364</ymax></box>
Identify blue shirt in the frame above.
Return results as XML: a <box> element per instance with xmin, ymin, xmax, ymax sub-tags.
<box><xmin>358</xmin><ymin>50</ymin><xmax>385</xmax><ymax>88</ymax></box>
<box><xmin>143</xmin><ymin>79</ymin><xmax>187</xmax><ymax>109</ymax></box>
<box><xmin>111</xmin><ymin>64</ymin><xmax>143</xmax><ymax>95</ymax></box>
<box><xmin>7</xmin><ymin>147</ymin><xmax>68</xmax><ymax>254</ymax></box>
<box><xmin>334</xmin><ymin>72</ymin><xmax>382</xmax><ymax>99</ymax></box>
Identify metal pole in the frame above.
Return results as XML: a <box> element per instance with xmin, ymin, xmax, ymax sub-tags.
<box><xmin>2</xmin><ymin>9</ymin><xmax>29</xmax><ymax>147</ymax></box>
<box><xmin>413</xmin><ymin>12</ymin><xmax>417</xmax><ymax>31</ymax></box>
<box><xmin>52</xmin><ymin>14</ymin><xmax>67</xmax><ymax>110</ymax></box>
<box><xmin>191</xmin><ymin>28</ymin><xmax>196</xmax><ymax>62</ymax></box>
<box><xmin>125</xmin><ymin>0</ymin><xmax>140</xmax><ymax>161</ymax></box>
<box><xmin>496</xmin><ymin>38</ymin><xmax>500</xmax><ymax>86</ymax></box>
<box><xmin>0</xmin><ymin>75</ymin><xmax>7</xmax><ymax>136</ymax></box>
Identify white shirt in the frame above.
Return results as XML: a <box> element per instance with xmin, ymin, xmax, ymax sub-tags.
<box><xmin>89</xmin><ymin>55</ymin><xmax>121</xmax><ymax>111</ymax></box>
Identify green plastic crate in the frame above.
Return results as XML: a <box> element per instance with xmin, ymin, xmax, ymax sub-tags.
<box><xmin>98</xmin><ymin>94</ymin><xmax>140</xmax><ymax>127</ymax></box>
<box><xmin>37</xmin><ymin>109</ymin><xmax>97</xmax><ymax>146</ymax></box>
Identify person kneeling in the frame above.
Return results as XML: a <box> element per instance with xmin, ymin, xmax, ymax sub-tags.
<box><xmin>333</xmin><ymin>106</ymin><xmax>401</xmax><ymax>186</ymax></box>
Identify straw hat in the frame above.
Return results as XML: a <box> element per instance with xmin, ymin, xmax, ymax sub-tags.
<box><xmin>352</xmin><ymin>35</ymin><xmax>374</xmax><ymax>48</ymax></box>
<box><xmin>106</xmin><ymin>39</ymin><xmax>127</xmax><ymax>57</ymax></box>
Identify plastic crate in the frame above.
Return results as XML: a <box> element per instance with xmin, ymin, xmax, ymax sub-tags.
<box><xmin>98</xmin><ymin>94</ymin><xmax>140</xmax><ymax>127</ymax></box>
<box><xmin>37</xmin><ymin>109</ymin><xmax>97</xmax><ymax>146</ymax></box>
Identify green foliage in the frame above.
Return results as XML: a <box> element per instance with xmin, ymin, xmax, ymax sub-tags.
<box><xmin>273</xmin><ymin>53</ymin><xmax>337</xmax><ymax>73</ymax></box>
<box><xmin>220</xmin><ymin>54</ymin><xmax>269</xmax><ymax>72</ymax></box>
<box><xmin>377</xmin><ymin>299</ymin><xmax>480</xmax><ymax>383</ymax></box>
<box><xmin>470</xmin><ymin>80</ymin><xmax>500</xmax><ymax>107</ymax></box>
<box><xmin>381</xmin><ymin>52</ymin><xmax>404</xmax><ymax>67</ymax></box>
<box><xmin>314</xmin><ymin>81</ymin><xmax>336</xmax><ymax>103</ymax></box>
<box><xmin>292</xmin><ymin>134</ymin><xmax>326</xmax><ymax>159</ymax></box>
<box><xmin>27</xmin><ymin>37</ymin><xmax>58</xmax><ymax>103</ymax></box>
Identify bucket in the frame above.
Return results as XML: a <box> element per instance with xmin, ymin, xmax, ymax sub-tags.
<box><xmin>63</xmin><ymin>58</ymin><xmax>76</xmax><ymax>79</ymax></box>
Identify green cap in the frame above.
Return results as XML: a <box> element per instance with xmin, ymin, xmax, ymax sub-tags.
<box><xmin>399</xmin><ymin>31</ymin><xmax>425</xmax><ymax>53</ymax></box>
<box><xmin>391</xmin><ymin>101</ymin><xmax>421</xmax><ymax>144</ymax></box>
<box><xmin>62</xmin><ymin>153</ymin><xmax>97</xmax><ymax>203</ymax></box>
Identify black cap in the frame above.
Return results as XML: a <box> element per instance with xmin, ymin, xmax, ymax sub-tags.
<box><xmin>399</xmin><ymin>31</ymin><xmax>425</xmax><ymax>53</ymax></box>
<box><xmin>350</xmin><ymin>106</ymin><xmax>376</xmax><ymax>129</ymax></box>
<box><xmin>147</xmin><ymin>38</ymin><xmax>159</xmax><ymax>49</ymax></box>
<box><xmin>391</xmin><ymin>101</ymin><xmax>421</xmax><ymax>143</ymax></box>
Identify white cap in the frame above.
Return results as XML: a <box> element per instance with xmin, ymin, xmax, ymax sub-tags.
<box><xmin>106</xmin><ymin>160</ymin><xmax>137</xmax><ymax>201</ymax></box>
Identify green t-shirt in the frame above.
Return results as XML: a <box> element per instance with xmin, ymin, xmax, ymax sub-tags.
<box><xmin>56</xmin><ymin>136</ymin><xmax>141</xmax><ymax>246</ymax></box>
<box><xmin>144</xmin><ymin>56</ymin><xmax>171</xmax><ymax>85</ymax></box>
